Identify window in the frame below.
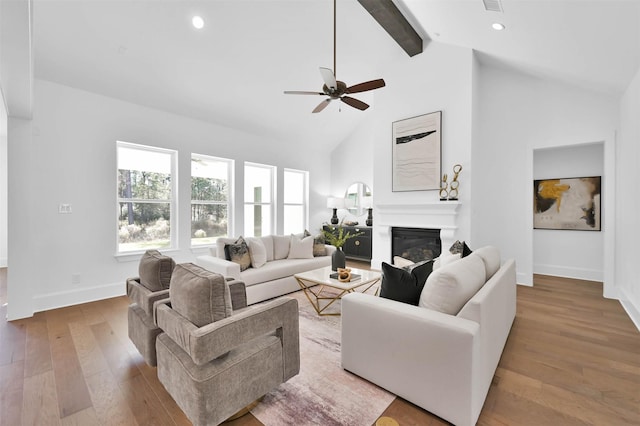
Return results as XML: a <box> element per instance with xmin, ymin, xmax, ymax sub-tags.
<box><xmin>191</xmin><ymin>154</ymin><xmax>233</xmax><ymax>246</ymax></box>
<box><xmin>283</xmin><ymin>168</ymin><xmax>308</xmax><ymax>235</ymax></box>
<box><xmin>117</xmin><ymin>142</ymin><xmax>177</xmax><ymax>253</ymax></box>
<box><xmin>244</xmin><ymin>162</ymin><xmax>275</xmax><ymax>237</ymax></box>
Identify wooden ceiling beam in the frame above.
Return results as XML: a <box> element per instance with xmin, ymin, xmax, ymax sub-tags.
<box><xmin>357</xmin><ymin>0</ymin><xmax>423</xmax><ymax>57</ymax></box>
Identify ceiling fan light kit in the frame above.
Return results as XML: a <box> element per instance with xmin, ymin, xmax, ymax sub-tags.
<box><xmin>284</xmin><ymin>0</ymin><xmax>385</xmax><ymax>113</ymax></box>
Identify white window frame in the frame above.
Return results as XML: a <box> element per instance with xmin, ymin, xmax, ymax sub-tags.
<box><xmin>244</xmin><ymin>162</ymin><xmax>276</xmax><ymax>237</ymax></box>
<box><xmin>116</xmin><ymin>141</ymin><xmax>178</xmax><ymax>255</ymax></box>
<box><xmin>283</xmin><ymin>168</ymin><xmax>309</xmax><ymax>234</ymax></box>
<box><xmin>190</xmin><ymin>153</ymin><xmax>234</xmax><ymax>247</ymax></box>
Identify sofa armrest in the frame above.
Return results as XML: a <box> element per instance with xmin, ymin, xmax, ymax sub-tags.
<box><xmin>196</xmin><ymin>255</ymin><xmax>241</xmax><ymax>280</ymax></box>
<box><xmin>324</xmin><ymin>244</ymin><xmax>337</xmax><ymax>256</ymax></box>
<box><xmin>156</xmin><ymin>297</ymin><xmax>299</xmax><ymax>379</ymax></box>
<box><xmin>341</xmin><ymin>292</ymin><xmax>481</xmax><ymax>426</ymax></box>
<box><xmin>126</xmin><ymin>278</ymin><xmax>170</xmax><ymax>316</ymax></box>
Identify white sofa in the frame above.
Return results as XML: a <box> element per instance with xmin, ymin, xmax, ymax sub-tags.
<box><xmin>341</xmin><ymin>247</ymin><xmax>516</xmax><ymax>426</ymax></box>
<box><xmin>196</xmin><ymin>234</ymin><xmax>336</xmax><ymax>305</ymax></box>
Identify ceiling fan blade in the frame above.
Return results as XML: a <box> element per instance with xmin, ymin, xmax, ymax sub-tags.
<box><xmin>284</xmin><ymin>90</ymin><xmax>325</xmax><ymax>95</ymax></box>
<box><xmin>312</xmin><ymin>99</ymin><xmax>332</xmax><ymax>113</ymax></box>
<box><xmin>319</xmin><ymin>67</ymin><xmax>337</xmax><ymax>90</ymax></box>
<box><xmin>341</xmin><ymin>96</ymin><xmax>369</xmax><ymax>111</ymax></box>
<box><xmin>346</xmin><ymin>79</ymin><xmax>386</xmax><ymax>94</ymax></box>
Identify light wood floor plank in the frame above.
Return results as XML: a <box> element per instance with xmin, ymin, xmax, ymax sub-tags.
<box><xmin>22</xmin><ymin>370</ymin><xmax>61</xmax><ymax>426</ymax></box>
<box><xmin>60</xmin><ymin>407</ymin><xmax>101</xmax><ymax>426</ymax></box>
<box><xmin>85</xmin><ymin>370</ymin><xmax>139</xmax><ymax>426</ymax></box>
<box><xmin>24</xmin><ymin>312</ymin><xmax>53</xmax><ymax>378</ymax></box>
<box><xmin>68</xmin><ymin>321</ymin><xmax>110</xmax><ymax>378</ymax></box>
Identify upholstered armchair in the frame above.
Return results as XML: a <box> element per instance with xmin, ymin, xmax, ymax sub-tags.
<box><xmin>127</xmin><ymin>250</ymin><xmax>175</xmax><ymax>366</ymax></box>
<box><xmin>155</xmin><ymin>263</ymin><xmax>300</xmax><ymax>426</ymax></box>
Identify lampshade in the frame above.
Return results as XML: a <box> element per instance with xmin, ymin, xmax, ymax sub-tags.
<box><xmin>361</xmin><ymin>196</ymin><xmax>373</xmax><ymax>209</ymax></box>
<box><xmin>326</xmin><ymin>197</ymin><xmax>346</xmax><ymax>209</ymax></box>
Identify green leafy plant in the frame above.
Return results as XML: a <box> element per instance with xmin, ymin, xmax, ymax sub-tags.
<box><xmin>322</xmin><ymin>222</ymin><xmax>363</xmax><ymax>248</ymax></box>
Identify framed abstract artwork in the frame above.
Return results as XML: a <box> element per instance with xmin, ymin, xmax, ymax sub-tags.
<box><xmin>392</xmin><ymin>111</ymin><xmax>442</xmax><ymax>192</ymax></box>
<box><xmin>533</xmin><ymin>176</ymin><xmax>601</xmax><ymax>231</ymax></box>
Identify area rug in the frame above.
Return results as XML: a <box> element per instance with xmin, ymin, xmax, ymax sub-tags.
<box><xmin>251</xmin><ymin>290</ymin><xmax>395</xmax><ymax>426</ymax></box>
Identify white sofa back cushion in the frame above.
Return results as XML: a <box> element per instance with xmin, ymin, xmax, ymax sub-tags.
<box><xmin>273</xmin><ymin>235</ymin><xmax>291</xmax><ymax>260</ymax></box>
<box><xmin>471</xmin><ymin>246</ymin><xmax>501</xmax><ymax>281</ymax></box>
<box><xmin>260</xmin><ymin>235</ymin><xmax>274</xmax><ymax>261</ymax></box>
<box><xmin>419</xmin><ymin>254</ymin><xmax>486</xmax><ymax>315</ymax></box>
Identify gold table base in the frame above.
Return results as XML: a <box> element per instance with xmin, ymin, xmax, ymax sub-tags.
<box><xmin>295</xmin><ymin>275</ymin><xmax>380</xmax><ymax>316</ymax></box>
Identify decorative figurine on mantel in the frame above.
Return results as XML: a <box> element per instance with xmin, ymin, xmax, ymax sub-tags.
<box><xmin>439</xmin><ymin>173</ymin><xmax>449</xmax><ymax>201</ymax></box>
<box><xmin>440</xmin><ymin>164</ymin><xmax>463</xmax><ymax>201</ymax></box>
<box><xmin>448</xmin><ymin>164</ymin><xmax>462</xmax><ymax>200</ymax></box>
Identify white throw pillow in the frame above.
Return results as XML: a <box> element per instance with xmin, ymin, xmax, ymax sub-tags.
<box><xmin>287</xmin><ymin>234</ymin><xmax>314</xmax><ymax>259</ymax></box>
<box><xmin>247</xmin><ymin>237</ymin><xmax>268</xmax><ymax>268</ymax></box>
<box><xmin>433</xmin><ymin>251</ymin><xmax>462</xmax><ymax>270</ymax></box>
<box><xmin>419</xmin><ymin>254</ymin><xmax>486</xmax><ymax>315</ymax></box>
<box><xmin>471</xmin><ymin>246</ymin><xmax>501</xmax><ymax>281</ymax></box>
<box><xmin>273</xmin><ymin>235</ymin><xmax>291</xmax><ymax>260</ymax></box>
<box><xmin>393</xmin><ymin>256</ymin><xmax>414</xmax><ymax>268</ymax></box>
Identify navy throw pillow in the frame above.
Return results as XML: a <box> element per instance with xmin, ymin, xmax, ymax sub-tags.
<box><xmin>379</xmin><ymin>259</ymin><xmax>434</xmax><ymax>305</ymax></box>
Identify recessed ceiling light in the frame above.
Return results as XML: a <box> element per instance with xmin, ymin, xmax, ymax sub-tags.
<box><xmin>492</xmin><ymin>23</ymin><xmax>505</xmax><ymax>31</ymax></box>
<box><xmin>192</xmin><ymin>16</ymin><xmax>204</xmax><ymax>29</ymax></box>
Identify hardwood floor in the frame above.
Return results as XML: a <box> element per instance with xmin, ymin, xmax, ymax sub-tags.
<box><xmin>1</xmin><ymin>267</ymin><xmax>638</xmax><ymax>425</ymax></box>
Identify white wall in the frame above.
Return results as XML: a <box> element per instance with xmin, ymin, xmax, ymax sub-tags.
<box><xmin>472</xmin><ymin>63</ymin><xmax>619</xmax><ymax>286</ymax></box>
<box><xmin>7</xmin><ymin>79</ymin><xmax>332</xmax><ymax>320</ymax></box>
<box><xmin>618</xmin><ymin>65</ymin><xmax>640</xmax><ymax>327</ymax></box>
<box><xmin>367</xmin><ymin>42</ymin><xmax>474</xmax><ymax>267</ymax></box>
<box><xmin>533</xmin><ymin>143</ymin><xmax>604</xmax><ymax>281</ymax></box>
<box><xmin>0</xmin><ymin>91</ymin><xmax>7</xmax><ymax>267</ymax></box>
<box><xmin>329</xmin><ymin>119</ymin><xmax>375</xmax><ymax>225</ymax></box>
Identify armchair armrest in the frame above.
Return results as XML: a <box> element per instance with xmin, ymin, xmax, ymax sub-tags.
<box><xmin>156</xmin><ymin>297</ymin><xmax>300</xmax><ymax>380</ymax></box>
<box><xmin>126</xmin><ymin>278</ymin><xmax>170</xmax><ymax>316</ymax></box>
<box><xmin>227</xmin><ymin>279</ymin><xmax>247</xmax><ymax>310</ymax></box>
<box><xmin>196</xmin><ymin>255</ymin><xmax>241</xmax><ymax>280</ymax></box>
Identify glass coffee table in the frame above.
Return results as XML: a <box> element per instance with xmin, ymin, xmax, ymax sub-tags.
<box><xmin>294</xmin><ymin>266</ymin><xmax>381</xmax><ymax>316</ymax></box>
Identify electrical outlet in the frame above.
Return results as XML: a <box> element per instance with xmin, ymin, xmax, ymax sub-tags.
<box><xmin>58</xmin><ymin>204</ymin><xmax>72</xmax><ymax>214</ymax></box>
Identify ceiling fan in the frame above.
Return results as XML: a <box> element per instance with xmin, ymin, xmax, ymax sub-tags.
<box><xmin>284</xmin><ymin>0</ymin><xmax>386</xmax><ymax>113</ymax></box>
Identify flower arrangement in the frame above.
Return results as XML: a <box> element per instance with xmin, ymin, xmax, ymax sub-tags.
<box><xmin>322</xmin><ymin>221</ymin><xmax>363</xmax><ymax>249</ymax></box>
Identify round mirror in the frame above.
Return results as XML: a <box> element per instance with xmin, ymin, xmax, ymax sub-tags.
<box><xmin>345</xmin><ymin>182</ymin><xmax>372</xmax><ymax>216</ymax></box>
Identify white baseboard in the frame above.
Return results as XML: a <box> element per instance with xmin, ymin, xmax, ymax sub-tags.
<box><xmin>619</xmin><ymin>288</ymin><xmax>640</xmax><ymax>332</ymax></box>
<box><xmin>32</xmin><ymin>281</ymin><xmax>126</xmax><ymax>313</ymax></box>
<box><xmin>533</xmin><ymin>263</ymin><xmax>603</xmax><ymax>282</ymax></box>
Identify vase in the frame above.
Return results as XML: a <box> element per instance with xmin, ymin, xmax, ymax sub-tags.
<box><xmin>331</xmin><ymin>247</ymin><xmax>346</xmax><ymax>271</ymax></box>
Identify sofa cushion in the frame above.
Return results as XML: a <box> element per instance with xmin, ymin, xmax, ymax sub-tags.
<box><xmin>471</xmin><ymin>246</ymin><xmax>501</xmax><ymax>281</ymax></box>
<box><xmin>225</xmin><ymin>237</ymin><xmax>251</xmax><ymax>271</ymax></box>
<box><xmin>380</xmin><ymin>260</ymin><xmax>434</xmax><ymax>305</ymax></box>
<box><xmin>260</xmin><ymin>235</ymin><xmax>275</xmax><ymax>262</ymax></box>
<box><xmin>419</xmin><ymin>254</ymin><xmax>486</xmax><ymax>315</ymax></box>
<box><xmin>138</xmin><ymin>250</ymin><xmax>175</xmax><ymax>291</ymax></box>
<box><xmin>238</xmin><ymin>257</ymin><xmax>330</xmax><ymax>286</ymax></box>
<box><xmin>288</xmin><ymin>234</ymin><xmax>314</xmax><ymax>259</ymax></box>
<box><xmin>273</xmin><ymin>235</ymin><xmax>291</xmax><ymax>260</ymax></box>
<box><xmin>247</xmin><ymin>237</ymin><xmax>268</xmax><ymax>268</ymax></box>
<box><xmin>169</xmin><ymin>263</ymin><xmax>233</xmax><ymax>327</ymax></box>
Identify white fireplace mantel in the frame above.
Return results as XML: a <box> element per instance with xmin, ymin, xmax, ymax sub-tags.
<box><xmin>373</xmin><ymin>202</ymin><xmax>461</xmax><ymax>265</ymax></box>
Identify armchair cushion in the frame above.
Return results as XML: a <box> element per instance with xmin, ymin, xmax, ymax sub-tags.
<box><xmin>170</xmin><ymin>263</ymin><xmax>233</xmax><ymax>327</ymax></box>
<box><xmin>138</xmin><ymin>250</ymin><xmax>175</xmax><ymax>291</ymax></box>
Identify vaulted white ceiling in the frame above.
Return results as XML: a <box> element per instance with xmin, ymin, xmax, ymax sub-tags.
<box><xmin>27</xmin><ymin>0</ymin><xmax>640</xmax><ymax>148</ymax></box>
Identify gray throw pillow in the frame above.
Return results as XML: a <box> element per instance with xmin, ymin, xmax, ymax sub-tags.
<box><xmin>138</xmin><ymin>250</ymin><xmax>175</xmax><ymax>291</ymax></box>
<box><xmin>224</xmin><ymin>236</ymin><xmax>251</xmax><ymax>271</ymax></box>
<box><xmin>169</xmin><ymin>263</ymin><xmax>233</xmax><ymax>327</ymax></box>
